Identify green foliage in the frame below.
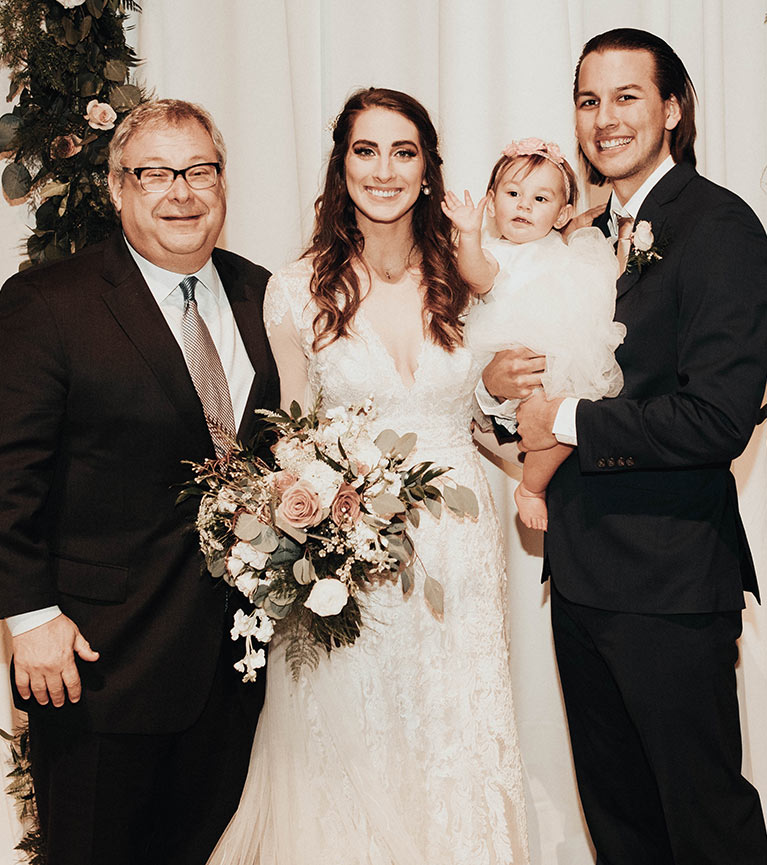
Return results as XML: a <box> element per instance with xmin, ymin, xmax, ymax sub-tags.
<box><xmin>2</xmin><ymin>725</ymin><xmax>46</xmax><ymax>863</ymax></box>
<box><xmin>0</xmin><ymin>0</ymin><xmax>147</xmax><ymax>269</ymax></box>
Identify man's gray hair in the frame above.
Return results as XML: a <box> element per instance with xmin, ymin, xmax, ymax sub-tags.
<box><xmin>108</xmin><ymin>99</ymin><xmax>227</xmax><ymax>177</ymax></box>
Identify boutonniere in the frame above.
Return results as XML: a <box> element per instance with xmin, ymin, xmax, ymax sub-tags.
<box><xmin>625</xmin><ymin>220</ymin><xmax>665</xmax><ymax>274</ymax></box>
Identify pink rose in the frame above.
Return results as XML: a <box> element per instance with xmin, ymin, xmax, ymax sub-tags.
<box><xmin>83</xmin><ymin>100</ymin><xmax>117</xmax><ymax>131</ymax></box>
<box><xmin>50</xmin><ymin>134</ymin><xmax>82</xmax><ymax>160</ymax></box>
<box><xmin>272</xmin><ymin>470</ymin><xmax>298</xmax><ymax>497</ymax></box>
<box><xmin>277</xmin><ymin>480</ymin><xmax>323</xmax><ymax>528</ymax></box>
<box><xmin>331</xmin><ymin>483</ymin><xmax>362</xmax><ymax>526</ymax></box>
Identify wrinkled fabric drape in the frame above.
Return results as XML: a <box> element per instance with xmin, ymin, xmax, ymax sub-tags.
<box><xmin>1</xmin><ymin>2</ymin><xmax>765</xmax><ymax>862</ymax></box>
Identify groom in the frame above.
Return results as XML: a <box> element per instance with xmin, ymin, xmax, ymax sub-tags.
<box><xmin>485</xmin><ymin>28</ymin><xmax>767</xmax><ymax>865</ymax></box>
<box><xmin>0</xmin><ymin>100</ymin><xmax>278</xmax><ymax>864</ymax></box>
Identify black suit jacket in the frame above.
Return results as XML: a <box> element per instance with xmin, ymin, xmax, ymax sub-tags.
<box><xmin>545</xmin><ymin>162</ymin><xmax>767</xmax><ymax>614</ymax></box>
<box><xmin>0</xmin><ymin>231</ymin><xmax>279</xmax><ymax>733</ymax></box>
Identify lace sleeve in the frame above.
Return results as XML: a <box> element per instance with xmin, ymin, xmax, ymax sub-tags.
<box><xmin>264</xmin><ymin>262</ymin><xmax>313</xmax><ymax>412</ymax></box>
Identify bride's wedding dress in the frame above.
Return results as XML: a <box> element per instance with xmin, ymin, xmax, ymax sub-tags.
<box><xmin>207</xmin><ymin>259</ymin><xmax>529</xmax><ymax>865</ymax></box>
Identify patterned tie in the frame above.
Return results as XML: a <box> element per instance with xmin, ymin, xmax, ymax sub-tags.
<box><xmin>179</xmin><ymin>276</ymin><xmax>237</xmax><ymax>458</ymax></box>
<box><xmin>616</xmin><ymin>215</ymin><xmax>634</xmax><ymax>275</ymax></box>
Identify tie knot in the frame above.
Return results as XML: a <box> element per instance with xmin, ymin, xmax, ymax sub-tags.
<box><xmin>179</xmin><ymin>275</ymin><xmax>199</xmax><ymax>305</ymax></box>
<box><xmin>617</xmin><ymin>216</ymin><xmax>634</xmax><ymax>241</ymax></box>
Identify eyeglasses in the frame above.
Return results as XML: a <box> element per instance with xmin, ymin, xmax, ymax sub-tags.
<box><xmin>122</xmin><ymin>162</ymin><xmax>222</xmax><ymax>192</ymax></box>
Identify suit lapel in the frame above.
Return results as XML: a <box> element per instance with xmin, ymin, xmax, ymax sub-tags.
<box><xmin>615</xmin><ymin>162</ymin><xmax>697</xmax><ymax>299</ymax></box>
<box><xmin>100</xmin><ymin>233</ymin><xmax>210</xmax><ymax>443</ymax></box>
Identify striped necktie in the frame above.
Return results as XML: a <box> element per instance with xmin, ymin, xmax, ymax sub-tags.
<box><xmin>179</xmin><ymin>275</ymin><xmax>237</xmax><ymax>458</ymax></box>
<box><xmin>616</xmin><ymin>215</ymin><xmax>634</xmax><ymax>275</ymax></box>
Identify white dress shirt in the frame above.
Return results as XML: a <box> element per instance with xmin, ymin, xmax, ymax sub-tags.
<box><xmin>6</xmin><ymin>241</ymin><xmax>254</xmax><ymax>636</ymax></box>
<box><xmin>552</xmin><ymin>156</ymin><xmax>676</xmax><ymax>445</ymax></box>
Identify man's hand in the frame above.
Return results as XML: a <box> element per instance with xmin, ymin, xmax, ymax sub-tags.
<box><xmin>12</xmin><ymin>614</ymin><xmax>99</xmax><ymax>707</ymax></box>
<box><xmin>482</xmin><ymin>346</ymin><xmax>545</xmax><ymax>402</ymax></box>
<box><xmin>562</xmin><ymin>203</ymin><xmax>608</xmax><ymax>241</ymax></box>
<box><xmin>517</xmin><ymin>390</ymin><xmax>564</xmax><ymax>452</ymax></box>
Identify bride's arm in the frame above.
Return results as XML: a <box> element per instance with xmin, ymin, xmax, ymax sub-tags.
<box><xmin>267</xmin><ymin>311</ymin><xmax>310</xmax><ymax>412</ymax></box>
<box><xmin>263</xmin><ymin>271</ymin><xmax>311</xmax><ymax>412</ymax></box>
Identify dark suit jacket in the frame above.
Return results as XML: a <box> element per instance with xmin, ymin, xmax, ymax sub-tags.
<box><xmin>545</xmin><ymin>162</ymin><xmax>767</xmax><ymax>614</ymax></box>
<box><xmin>0</xmin><ymin>231</ymin><xmax>279</xmax><ymax>733</ymax></box>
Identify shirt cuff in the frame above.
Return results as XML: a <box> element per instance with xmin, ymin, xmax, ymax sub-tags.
<box><xmin>5</xmin><ymin>606</ymin><xmax>62</xmax><ymax>637</ymax></box>
<box><xmin>553</xmin><ymin>397</ymin><xmax>579</xmax><ymax>445</ymax></box>
<box><xmin>475</xmin><ymin>379</ymin><xmax>519</xmax><ymax>426</ymax></box>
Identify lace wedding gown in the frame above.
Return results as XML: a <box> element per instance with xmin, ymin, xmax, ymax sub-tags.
<box><xmin>207</xmin><ymin>260</ymin><xmax>529</xmax><ymax>865</ymax></box>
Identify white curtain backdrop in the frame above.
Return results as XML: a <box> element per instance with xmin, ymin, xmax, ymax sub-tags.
<box><xmin>1</xmin><ymin>2</ymin><xmax>765</xmax><ymax>862</ymax></box>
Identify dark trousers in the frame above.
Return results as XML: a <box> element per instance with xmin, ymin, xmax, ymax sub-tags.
<box><xmin>551</xmin><ymin>584</ymin><xmax>767</xmax><ymax>865</ymax></box>
<box><xmin>28</xmin><ymin>644</ymin><xmax>257</xmax><ymax>865</ymax></box>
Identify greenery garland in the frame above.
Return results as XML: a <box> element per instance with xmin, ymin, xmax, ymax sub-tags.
<box><xmin>0</xmin><ymin>0</ymin><xmax>146</xmax><ymax>269</ymax></box>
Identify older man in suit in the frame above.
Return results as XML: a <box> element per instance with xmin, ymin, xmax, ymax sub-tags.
<box><xmin>0</xmin><ymin>99</ymin><xmax>279</xmax><ymax>865</ymax></box>
<box><xmin>484</xmin><ymin>28</ymin><xmax>767</xmax><ymax>865</ymax></box>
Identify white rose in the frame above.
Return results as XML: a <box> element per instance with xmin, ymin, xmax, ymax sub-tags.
<box><xmin>299</xmin><ymin>460</ymin><xmax>343</xmax><ymax>508</ymax></box>
<box><xmin>304</xmin><ymin>578</ymin><xmax>349</xmax><ymax>617</ymax></box>
<box><xmin>57</xmin><ymin>0</ymin><xmax>86</xmax><ymax>6</ymax></box>
<box><xmin>632</xmin><ymin>220</ymin><xmax>654</xmax><ymax>252</ymax></box>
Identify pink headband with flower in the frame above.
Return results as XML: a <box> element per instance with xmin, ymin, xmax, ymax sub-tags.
<box><xmin>501</xmin><ymin>138</ymin><xmax>571</xmax><ymax>200</ymax></box>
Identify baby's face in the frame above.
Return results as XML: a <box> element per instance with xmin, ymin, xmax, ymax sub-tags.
<box><xmin>489</xmin><ymin>161</ymin><xmax>571</xmax><ymax>244</ymax></box>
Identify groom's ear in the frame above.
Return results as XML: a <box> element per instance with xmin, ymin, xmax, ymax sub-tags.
<box><xmin>664</xmin><ymin>95</ymin><xmax>682</xmax><ymax>132</ymax></box>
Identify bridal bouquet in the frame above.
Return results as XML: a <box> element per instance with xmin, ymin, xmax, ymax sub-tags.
<box><xmin>183</xmin><ymin>399</ymin><xmax>478</xmax><ymax>682</ymax></box>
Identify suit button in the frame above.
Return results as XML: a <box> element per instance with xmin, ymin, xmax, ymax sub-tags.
<box><xmin>617</xmin><ymin>457</ymin><xmax>626</xmax><ymax>467</ymax></box>
<box><xmin>626</xmin><ymin>457</ymin><xmax>635</xmax><ymax>467</ymax></box>
<box><xmin>596</xmin><ymin>458</ymin><xmax>606</xmax><ymax>468</ymax></box>
<box><xmin>607</xmin><ymin>457</ymin><xmax>616</xmax><ymax>467</ymax></box>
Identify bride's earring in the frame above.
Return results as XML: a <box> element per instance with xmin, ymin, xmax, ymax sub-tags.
<box><xmin>421</xmin><ymin>181</ymin><xmax>431</xmax><ymax>196</ymax></box>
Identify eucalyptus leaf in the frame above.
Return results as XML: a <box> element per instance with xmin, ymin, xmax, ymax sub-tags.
<box><xmin>0</xmin><ymin>114</ymin><xmax>21</xmax><ymax>152</ymax></box>
<box><xmin>233</xmin><ymin>512</ymin><xmax>263</xmax><ymax>542</ymax></box>
<box><xmin>407</xmin><ymin>508</ymin><xmax>420</xmax><ymax>528</ymax></box>
<box><xmin>394</xmin><ymin>432</ymin><xmax>417</xmax><ymax>459</ymax></box>
<box><xmin>109</xmin><ymin>84</ymin><xmax>142</xmax><ymax>111</ymax></box>
<box><xmin>454</xmin><ymin>484</ymin><xmax>479</xmax><ymax>519</ymax></box>
<box><xmin>268</xmin><ymin>587</ymin><xmax>298</xmax><ymax>607</ymax></box>
<box><xmin>207</xmin><ymin>556</ymin><xmax>227</xmax><ymax>579</ymax></box>
<box><xmin>78</xmin><ymin>73</ymin><xmax>102</xmax><ymax>97</ymax></box>
<box><xmin>63</xmin><ymin>17</ymin><xmax>80</xmax><ymax>45</ymax></box>
<box><xmin>400</xmin><ymin>565</ymin><xmax>414</xmax><ymax>597</ymax></box>
<box><xmin>289</xmin><ymin>400</ymin><xmax>302</xmax><ymax>419</ymax></box>
<box><xmin>374</xmin><ymin>428</ymin><xmax>398</xmax><ymax>454</ymax></box>
<box><xmin>424</xmin><ymin>575</ymin><xmax>444</xmax><ymax>619</ymax></box>
<box><xmin>2</xmin><ymin>163</ymin><xmax>31</xmax><ymax>200</ymax></box>
<box><xmin>252</xmin><ymin>524</ymin><xmax>279</xmax><ymax>553</ymax></box>
<box><xmin>293</xmin><ymin>557</ymin><xmax>316</xmax><ymax>585</ymax></box>
<box><xmin>86</xmin><ymin>0</ymin><xmax>106</xmax><ymax>17</ymax></box>
<box><xmin>252</xmin><ymin>583</ymin><xmax>270</xmax><ymax>606</ymax></box>
<box><xmin>39</xmin><ymin>180</ymin><xmax>69</xmax><ymax>201</ymax></box>
<box><xmin>104</xmin><ymin>60</ymin><xmax>127</xmax><ymax>82</ymax></box>
<box><xmin>274</xmin><ymin>514</ymin><xmax>307</xmax><ymax>544</ymax></box>
<box><xmin>424</xmin><ymin>496</ymin><xmax>442</xmax><ymax>519</ymax></box>
<box><xmin>370</xmin><ymin>493</ymin><xmax>406</xmax><ymax>516</ymax></box>
<box><xmin>80</xmin><ymin>15</ymin><xmax>93</xmax><ymax>40</ymax></box>
<box><xmin>262</xmin><ymin>597</ymin><xmax>293</xmax><ymax>620</ymax></box>
<box><xmin>441</xmin><ymin>485</ymin><xmax>463</xmax><ymax>514</ymax></box>
<box><xmin>269</xmin><ymin>534</ymin><xmax>303</xmax><ymax>566</ymax></box>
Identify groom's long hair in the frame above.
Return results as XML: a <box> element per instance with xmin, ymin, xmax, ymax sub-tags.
<box><xmin>574</xmin><ymin>28</ymin><xmax>698</xmax><ymax>187</ymax></box>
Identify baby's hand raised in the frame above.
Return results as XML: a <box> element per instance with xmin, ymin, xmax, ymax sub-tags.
<box><xmin>441</xmin><ymin>189</ymin><xmax>487</xmax><ymax>236</ymax></box>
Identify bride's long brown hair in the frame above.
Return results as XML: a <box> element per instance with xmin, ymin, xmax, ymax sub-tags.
<box><xmin>304</xmin><ymin>88</ymin><xmax>470</xmax><ymax>352</ymax></box>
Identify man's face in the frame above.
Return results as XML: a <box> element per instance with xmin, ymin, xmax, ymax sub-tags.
<box><xmin>108</xmin><ymin>120</ymin><xmax>226</xmax><ymax>274</ymax></box>
<box><xmin>575</xmin><ymin>48</ymin><xmax>681</xmax><ymax>201</ymax></box>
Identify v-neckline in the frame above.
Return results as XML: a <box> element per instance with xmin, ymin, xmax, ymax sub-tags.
<box><xmin>357</xmin><ymin>308</ymin><xmax>428</xmax><ymax>392</ymax></box>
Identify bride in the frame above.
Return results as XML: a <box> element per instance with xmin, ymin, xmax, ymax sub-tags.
<box><xmin>208</xmin><ymin>87</ymin><xmax>529</xmax><ymax>865</ymax></box>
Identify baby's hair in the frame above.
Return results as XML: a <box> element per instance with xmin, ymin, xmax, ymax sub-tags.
<box><xmin>486</xmin><ymin>153</ymin><xmax>578</xmax><ymax>208</ymax></box>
